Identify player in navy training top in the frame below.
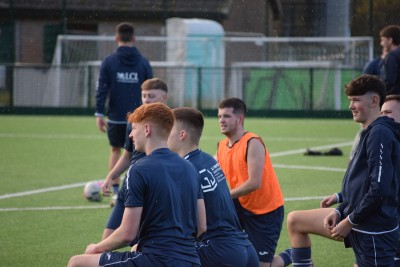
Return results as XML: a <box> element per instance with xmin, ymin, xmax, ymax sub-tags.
<box><xmin>101</xmin><ymin>78</ymin><xmax>168</xmax><ymax>240</ymax></box>
<box><xmin>168</xmin><ymin>107</ymin><xmax>258</xmax><ymax>267</ymax></box>
<box><xmin>95</xmin><ymin>22</ymin><xmax>153</xmax><ymax>199</ymax></box>
<box><xmin>68</xmin><ymin>103</ymin><xmax>206</xmax><ymax>267</ymax></box>
<box><xmin>286</xmin><ymin>75</ymin><xmax>400</xmax><ymax>267</ymax></box>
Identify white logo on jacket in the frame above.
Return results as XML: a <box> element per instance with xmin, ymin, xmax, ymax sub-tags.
<box><xmin>116</xmin><ymin>72</ymin><xmax>139</xmax><ymax>83</ymax></box>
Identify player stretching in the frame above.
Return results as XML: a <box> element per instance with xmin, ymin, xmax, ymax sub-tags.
<box><xmin>287</xmin><ymin>75</ymin><xmax>400</xmax><ymax>266</ymax></box>
<box><xmin>168</xmin><ymin>107</ymin><xmax>258</xmax><ymax>267</ymax></box>
<box><xmin>216</xmin><ymin>98</ymin><xmax>285</xmax><ymax>267</ymax></box>
<box><xmin>68</xmin><ymin>103</ymin><xmax>206</xmax><ymax>267</ymax></box>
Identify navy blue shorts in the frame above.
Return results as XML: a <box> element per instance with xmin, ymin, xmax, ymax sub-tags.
<box><xmin>234</xmin><ymin>201</ymin><xmax>284</xmax><ymax>263</ymax></box>
<box><xmin>107</xmin><ymin>122</ymin><xmax>127</xmax><ymax>148</ymax></box>
<box><xmin>348</xmin><ymin>230</ymin><xmax>398</xmax><ymax>267</ymax></box>
<box><xmin>196</xmin><ymin>238</ymin><xmax>258</xmax><ymax>267</ymax></box>
<box><xmin>99</xmin><ymin>251</ymin><xmax>201</xmax><ymax>267</ymax></box>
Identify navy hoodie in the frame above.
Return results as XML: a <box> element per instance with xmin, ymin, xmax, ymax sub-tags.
<box><xmin>95</xmin><ymin>46</ymin><xmax>153</xmax><ymax>122</ymax></box>
<box><xmin>337</xmin><ymin>116</ymin><xmax>400</xmax><ymax>233</ymax></box>
<box><xmin>381</xmin><ymin>47</ymin><xmax>400</xmax><ymax>95</ymax></box>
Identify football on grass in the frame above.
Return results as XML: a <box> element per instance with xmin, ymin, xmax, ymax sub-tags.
<box><xmin>83</xmin><ymin>181</ymin><xmax>103</xmax><ymax>202</ymax></box>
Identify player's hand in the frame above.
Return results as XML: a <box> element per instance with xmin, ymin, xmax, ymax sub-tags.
<box><xmin>101</xmin><ymin>177</ymin><xmax>112</xmax><ymax>196</ymax></box>
<box><xmin>331</xmin><ymin>217</ymin><xmax>352</xmax><ymax>241</ymax></box>
<box><xmin>85</xmin><ymin>243</ymin><xmax>101</xmax><ymax>254</ymax></box>
<box><xmin>130</xmin><ymin>244</ymin><xmax>138</xmax><ymax>252</ymax></box>
<box><xmin>323</xmin><ymin>210</ymin><xmax>339</xmax><ymax>231</ymax></box>
<box><xmin>320</xmin><ymin>194</ymin><xmax>337</xmax><ymax>208</ymax></box>
<box><xmin>96</xmin><ymin>117</ymin><xmax>107</xmax><ymax>133</ymax></box>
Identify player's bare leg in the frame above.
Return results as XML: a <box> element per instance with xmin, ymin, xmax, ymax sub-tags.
<box><xmin>101</xmin><ymin>228</ymin><xmax>115</xmax><ymax>240</ymax></box>
<box><xmin>288</xmin><ymin>208</ymin><xmax>336</xmax><ymax>247</ymax></box>
<box><xmin>68</xmin><ymin>254</ymin><xmax>101</xmax><ymax>267</ymax></box>
<box><xmin>109</xmin><ymin>146</ymin><xmax>121</xmax><ymax>207</ymax></box>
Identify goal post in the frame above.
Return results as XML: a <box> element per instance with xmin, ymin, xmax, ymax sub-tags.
<box><xmin>41</xmin><ymin>35</ymin><xmax>373</xmax><ymax>110</ymax></box>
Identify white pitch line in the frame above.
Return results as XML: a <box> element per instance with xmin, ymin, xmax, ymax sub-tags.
<box><xmin>0</xmin><ymin>196</ymin><xmax>325</xmax><ymax>212</ymax></box>
<box><xmin>0</xmin><ymin>182</ymin><xmax>87</xmax><ymax>200</ymax></box>
<box><xmin>270</xmin><ymin>141</ymin><xmax>353</xmax><ymax>158</ymax></box>
<box><xmin>0</xmin><ymin>133</ymin><xmax>103</xmax><ymax>140</ymax></box>
<box><xmin>0</xmin><ymin>141</ymin><xmax>352</xmax><ymax>201</ymax></box>
<box><xmin>274</xmin><ymin>164</ymin><xmax>346</xmax><ymax>172</ymax></box>
<box><xmin>0</xmin><ymin>205</ymin><xmax>108</xmax><ymax>212</ymax></box>
<box><xmin>285</xmin><ymin>196</ymin><xmax>327</xmax><ymax>201</ymax></box>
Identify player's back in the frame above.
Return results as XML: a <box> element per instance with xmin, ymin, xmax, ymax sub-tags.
<box><xmin>185</xmin><ymin>149</ymin><xmax>250</xmax><ymax>244</ymax></box>
<box><xmin>126</xmin><ymin>147</ymin><xmax>201</xmax><ymax>264</ymax></box>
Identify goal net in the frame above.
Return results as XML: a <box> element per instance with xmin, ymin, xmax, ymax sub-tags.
<box><xmin>23</xmin><ymin>35</ymin><xmax>371</xmax><ymax>109</ymax></box>
<box><xmin>228</xmin><ymin>61</ymin><xmax>357</xmax><ymax>111</ymax></box>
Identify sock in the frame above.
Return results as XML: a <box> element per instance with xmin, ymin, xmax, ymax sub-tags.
<box><xmin>279</xmin><ymin>248</ymin><xmax>292</xmax><ymax>266</ymax></box>
<box><xmin>112</xmin><ymin>184</ymin><xmax>119</xmax><ymax>194</ymax></box>
<box><xmin>291</xmin><ymin>247</ymin><xmax>312</xmax><ymax>267</ymax></box>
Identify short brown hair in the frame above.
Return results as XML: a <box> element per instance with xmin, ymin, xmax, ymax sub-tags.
<box><xmin>218</xmin><ymin>98</ymin><xmax>247</xmax><ymax>116</ymax></box>
<box><xmin>345</xmin><ymin>74</ymin><xmax>386</xmax><ymax>107</ymax></box>
<box><xmin>380</xmin><ymin>25</ymin><xmax>400</xmax><ymax>46</ymax></box>
<box><xmin>141</xmin><ymin>78</ymin><xmax>168</xmax><ymax>93</ymax></box>
<box><xmin>385</xmin><ymin>94</ymin><xmax>400</xmax><ymax>103</ymax></box>
<box><xmin>116</xmin><ymin>22</ymin><xmax>134</xmax><ymax>43</ymax></box>
<box><xmin>128</xmin><ymin>103</ymin><xmax>174</xmax><ymax>137</ymax></box>
<box><xmin>173</xmin><ymin>107</ymin><xmax>204</xmax><ymax>145</ymax></box>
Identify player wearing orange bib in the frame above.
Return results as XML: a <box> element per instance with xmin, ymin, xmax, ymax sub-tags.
<box><xmin>217</xmin><ymin>97</ymin><xmax>285</xmax><ymax>267</ymax></box>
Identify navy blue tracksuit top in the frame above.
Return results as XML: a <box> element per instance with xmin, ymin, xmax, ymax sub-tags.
<box><xmin>95</xmin><ymin>46</ymin><xmax>153</xmax><ymax>122</ymax></box>
<box><xmin>337</xmin><ymin>116</ymin><xmax>400</xmax><ymax>234</ymax></box>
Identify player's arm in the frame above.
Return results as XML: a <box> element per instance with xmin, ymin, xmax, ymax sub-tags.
<box><xmin>85</xmin><ymin>206</ymin><xmax>142</xmax><ymax>254</ymax></box>
<box><xmin>320</xmin><ymin>192</ymin><xmax>342</xmax><ymax>208</ymax></box>
<box><xmin>95</xmin><ymin>61</ymin><xmax>110</xmax><ymax>132</ymax></box>
<box><xmin>383</xmin><ymin>53</ymin><xmax>398</xmax><ymax>89</ymax></box>
<box><xmin>102</xmin><ymin>150</ymin><xmax>132</xmax><ymax>195</ymax></box>
<box><xmin>196</xmin><ymin>199</ymin><xmax>207</xmax><ymax>237</ymax></box>
<box><xmin>347</xmin><ymin>128</ymin><xmax>395</xmax><ymax>225</ymax></box>
<box><xmin>230</xmin><ymin>138</ymin><xmax>264</xmax><ymax>199</ymax></box>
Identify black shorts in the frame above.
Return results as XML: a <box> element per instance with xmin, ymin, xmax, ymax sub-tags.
<box><xmin>349</xmin><ymin>229</ymin><xmax>399</xmax><ymax>267</ymax></box>
<box><xmin>107</xmin><ymin>122</ymin><xmax>127</xmax><ymax>148</ymax></box>
<box><xmin>234</xmin><ymin>200</ymin><xmax>284</xmax><ymax>263</ymax></box>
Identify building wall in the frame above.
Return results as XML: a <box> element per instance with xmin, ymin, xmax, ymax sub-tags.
<box><xmin>18</xmin><ymin>20</ymin><xmax>46</xmax><ymax>63</ymax></box>
<box><xmin>223</xmin><ymin>0</ymin><xmax>266</xmax><ymax>35</ymax></box>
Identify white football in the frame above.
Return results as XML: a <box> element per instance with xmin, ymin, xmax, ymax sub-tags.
<box><xmin>83</xmin><ymin>181</ymin><xmax>103</xmax><ymax>202</ymax></box>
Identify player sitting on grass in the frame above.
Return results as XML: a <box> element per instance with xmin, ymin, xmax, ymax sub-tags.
<box><xmin>68</xmin><ymin>103</ymin><xmax>206</xmax><ymax>267</ymax></box>
<box><xmin>168</xmin><ymin>107</ymin><xmax>258</xmax><ymax>267</ymax></box>
<box><xmin>100</xmin><ymin>78</ymin><xmax>168</xmax><ymax>240</ymax></box>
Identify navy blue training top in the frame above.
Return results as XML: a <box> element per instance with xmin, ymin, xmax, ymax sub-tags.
<box><xmin>185</xmin><ymin>149</ymin><xmax>251</xmax><ymax>245</ymax></box>
<box><xmin>381</xmin><ymin>47</ymin><xmax>400</xmax><ymax>95</ymax></box>
<box><xmin>125</xmin><ymin>148</ymin><xmax>202</xmax><ymax>265</ymax></box>
<box><xmin>95</xmin><ymin>46</ymin><xmax>153</xmax><ymax>122</ymax></box>
<box><xmin>337</xmin><ymin>116</ymin><xmax>400</xmax><ymax>234</ymax></box>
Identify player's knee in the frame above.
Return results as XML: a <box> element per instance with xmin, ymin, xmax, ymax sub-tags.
<box><xmin>287</xmin><ymin>211</ymin><xmax>301</xmax><ymax>233</ymax></box>
<box><xmin>67</xmin><ymin>255</ymin><xmax>81</xmax><ymax>267</ymax></box>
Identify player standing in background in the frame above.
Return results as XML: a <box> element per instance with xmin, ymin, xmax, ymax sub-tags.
<box><xmin>68</xmin><ymin>103</ymin><xmax>206</xmax><ymax>267</ymax></box>
<box><xmin>95</xmin><ymin>22</ymin><xmax>153</xmax><ymax>201</ymax></box>
<box><xmin>216</xmin><ymin>98</ymin><xmax>285</xmax><ymax>267</ymax></box>
<box><xmin>287</xmin><ymin>75</ymin><xmax>400</xmax><ymax>267</ymax></box>
<box><xmin>101</xmin><ymin>78</ymin><xmax>168</xmax><ymax>240</ymax></box>
<box><xmin>168</xmin><ymin>107</ymin><xmax>258</xmax><ymax>267</ymax></box>
<box><xmin>380</xmin><ymin>25</ymin><xmax>400</xmax><ymax>95</ymax></box>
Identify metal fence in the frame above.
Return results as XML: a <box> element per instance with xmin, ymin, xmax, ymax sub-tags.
<box><xmin>0</xmin><ymin>63</ymin><xmax>362</xmax><ymax>112</ymax></box>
